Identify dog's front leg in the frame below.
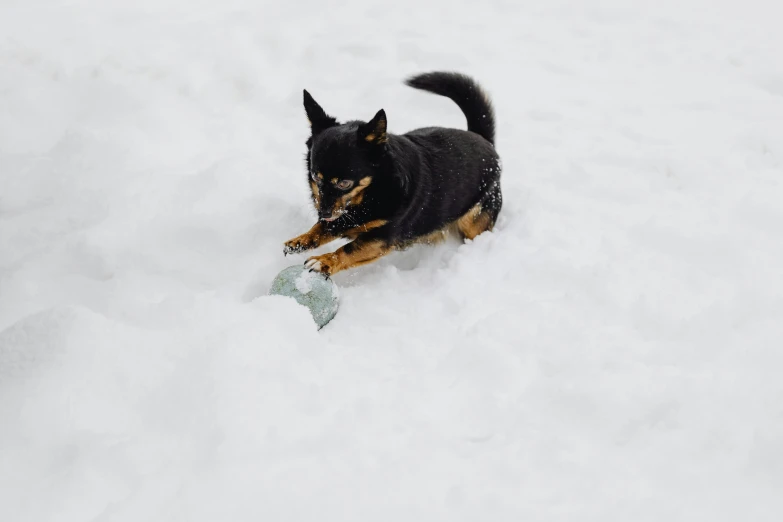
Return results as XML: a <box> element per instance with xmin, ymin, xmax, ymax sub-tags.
<box><xmin>304</xmin><ymin>238</ymin><xmax>392</xmax><ymax>276</ymax></box>
<box><xmin>283</xmin><ymin>222</ymin><xmax>339</xmax><ymax>255</ymax></box>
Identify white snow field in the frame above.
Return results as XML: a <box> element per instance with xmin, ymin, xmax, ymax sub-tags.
<box><xmin>2</xmin><ymin>0</ymin><xmax>783</xmax><ymax>520</ymax></box>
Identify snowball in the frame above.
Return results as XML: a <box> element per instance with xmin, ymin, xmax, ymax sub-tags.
<box><xmin>268</xmin><ymin>266</ymin><xmax>340</xmax><ymax>329</ymax></box>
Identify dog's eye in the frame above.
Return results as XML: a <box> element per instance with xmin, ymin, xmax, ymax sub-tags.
<box><xmin>336</xmin><ymin>180</ymin><xmax>354</xmax><ymax>190</ymax></box>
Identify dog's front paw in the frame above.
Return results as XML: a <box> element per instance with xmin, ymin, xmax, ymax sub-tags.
<box><xmin>284</xmin><ymin>233</ymin><xmax>320</xmax><ymax>255</ymax></box>
<box><xmin>304</xmin><ymin>253</ymin><xmax>339</xmax><ymax>276</ymax></box>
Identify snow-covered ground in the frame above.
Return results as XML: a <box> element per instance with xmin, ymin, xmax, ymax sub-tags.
<box><xmin>2</xmin><ymin>0</ymin><xmax>783</xmax><ymax>520</ymax></box>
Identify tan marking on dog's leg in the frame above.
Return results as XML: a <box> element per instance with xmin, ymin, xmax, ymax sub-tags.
<box><xmin>304</xmin><ymin>240</ymin><xmax>391</xmax><ymax>276</ymax></box>
<box><xmin>419</xmin><ymin>223</ymin><xmax>458</xmax><ymax>245</ymax></box>
<box><xmin>456</xmin><ymin>203</ymin><xmax>494</xmax><ymax>240</ymax></box>
<box><xmin>284</xmin><ymin>222</ymin><xmax>338</xmax><ymax>254</ymax></box>
<box><xmin>343</xmin><ymin>219</ymin><xmax>388</xmax><ymax>240</ymax></box>
<box><xmin>404</xmin><ymin>221</ymin><xmax>461</xmax><ymax>248</ymax></box>
<box><xmin>284</xmin><ymin>218</ymin><xmax>387</xmax><ymax>255</ymax></box>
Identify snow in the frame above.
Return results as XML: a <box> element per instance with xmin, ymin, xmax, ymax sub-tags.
<box><xmin>1</xmin><ymin>0</ymin><xmax>783</xmax><ymax>520</ymax></box>
<box><xmin>294</xmin><ymin>271</ymin><xmax>314</xmax><ymax>295</ymax></box>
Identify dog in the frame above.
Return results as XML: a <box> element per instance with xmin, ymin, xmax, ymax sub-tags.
<box><xmin>283</xmin><ymin>71</ymin><xmax>502</xmax><ymax>277</ymax></box>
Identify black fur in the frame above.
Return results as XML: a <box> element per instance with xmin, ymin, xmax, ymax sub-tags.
<box><xmin>294</xmin><ymin>71</ymin><xmax>502</xmax><ymax>261</ymax></box>
<box><xmin>404</xmin><ymin>71</ymin><xmax>495</xmax><ymax>145</ymax></box>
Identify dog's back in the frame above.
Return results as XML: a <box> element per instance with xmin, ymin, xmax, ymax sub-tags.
<box><xmin>386</xmin><ymin>72</ymin><xmax>501</xmax><ymax>240</ymax></box>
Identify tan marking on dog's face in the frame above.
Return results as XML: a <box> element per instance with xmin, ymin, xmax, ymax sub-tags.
<box><xmin>310</xmin><ymin>181</ymin><xmax>321</xmax><ymax>208</ymax></box>
<box><xmin>330</xmin><ymin>177</ymin><xmax>338</xmax><ymax>185</ymax></box>
<box><xmin>351</xmin><ymin>192</ymin><xmax>365</xmax><ymax>206</ymax></box>
<box><xmin>333</xmin><ymin>176</ymin><xmax>372</xmax><ymax>212</ymax></box>
<box><xmin>317</xmin><ymin>172</ymin><xmax>324</xmax><ymax>181</ymax></box>
<box><xmin>344</xmin><ymin>176</ymin><xmax>371</xmax><ymax>206</ymax></box>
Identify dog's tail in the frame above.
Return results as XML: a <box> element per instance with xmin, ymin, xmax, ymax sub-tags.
<box><xmin>405</xmin><ymin>71</ymin><xmax>495</xmax><ymax>145</ymax></box>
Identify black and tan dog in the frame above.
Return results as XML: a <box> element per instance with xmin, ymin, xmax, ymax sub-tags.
<box><xmin>284</xmin><ymin>71</ymin><xmax>502</xmax><ymax>276</ymax></box>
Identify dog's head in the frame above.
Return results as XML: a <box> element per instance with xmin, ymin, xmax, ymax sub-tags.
<box><xmin>302</xmin><ymin>89</ymin><xmax>390</xmax><ymax>222</ymax></box>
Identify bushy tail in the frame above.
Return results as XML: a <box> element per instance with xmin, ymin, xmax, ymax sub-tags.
<box><xmin>405</xmin><ymin>71</ymin><xmax>495</xmax><ymax>145</ymax></box>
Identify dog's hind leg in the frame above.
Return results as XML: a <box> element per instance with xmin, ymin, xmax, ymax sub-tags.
<box><xmin>457</xmin><ymin>183</ymin><xmax>502</xmax><ymax>240</ymax></box>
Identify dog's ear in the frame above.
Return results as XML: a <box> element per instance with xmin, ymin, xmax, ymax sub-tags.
<box><xmin>358</xmin><ymin>109</ymin><xmax>387</xmax><ymax>145</ymax></box>
<box><xmin>303</xmin><ymin>89</ymin><xmax>337</xmax><ymax>134</ymax></box>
